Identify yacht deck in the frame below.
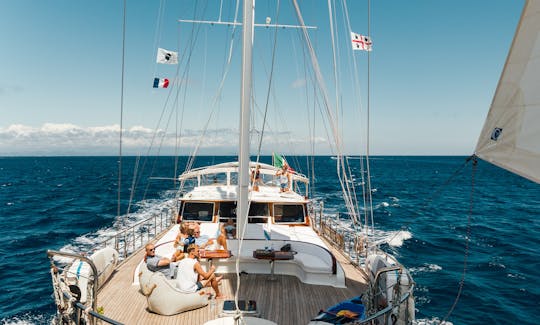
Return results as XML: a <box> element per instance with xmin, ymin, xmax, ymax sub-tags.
<box><xmin>97</xmin><ymin>238</ymin><xmax>368</xmax><ymax>324</ymax></box>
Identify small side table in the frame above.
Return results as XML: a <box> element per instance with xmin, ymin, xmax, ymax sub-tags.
<box><xmin>199</xmin><ymin>249</ymin><xmax>232</xmax><ymax>268</ymax></box>
<box><xmin>253</xmin><ymin>250</ymin><xmax>295</xmax><ymax>280</ymax></box>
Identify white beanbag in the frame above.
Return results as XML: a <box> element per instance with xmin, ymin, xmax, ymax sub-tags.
<box><xmin>139</xmin><ymin>262</ymin><xmax>208</xmax><ymax>315</ymax></box>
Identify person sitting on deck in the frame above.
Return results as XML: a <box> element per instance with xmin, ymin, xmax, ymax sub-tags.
<box><xmin>145</xmin><ymin>243</ymin><xmax>176</xmax><ymax>279</ymax></box>
<box><xmin>222</xmin><ymin>218</ymin><xmax>236</xmax><ymax>239</ymax></box>
<box><xmin>193</xmin><ymin>224</ymin><xmax>228</xmax><ymax>251</ymax></box>
<box><xmin>171</xmin><ymin>223</ymin><xmax>192</xmax><ymax>262</ymax></box>
<box><xmin>176</xmin><ymin>244</ymin><xmax>224</xmax><ymax>298</ymax></box>
<box><xmin>174</xmin><ymin>222</ymin><xmax>189</xmax><ymax>250</ymax></box>
<box><xmin>174</xmin><ymin>221</ymin><xmax>189</xmax><ymax>248</ymax></box>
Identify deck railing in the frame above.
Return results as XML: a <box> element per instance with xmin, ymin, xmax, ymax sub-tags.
<box><xmin>310</xmin><ymin>200</ymin><xmax>365</xmax><ymax>266</ymax></box>
<box><xmin>46</xmin><ymin>208</ymin><xmax>174</xmax><ymax>325</ymax></box>
<box><xmin>93</xmin><ymin>208</ymin><xmax>174</xmax><ymax>261</ymax></box>
<box><xmin>309</xmin><ymin>200</ymin><xmax>415</xmax><ymax>324</ymax></box>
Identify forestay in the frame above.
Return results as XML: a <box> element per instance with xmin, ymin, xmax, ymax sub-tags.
<box><xmin>475</xmin><ymin>0</ymin><xmax>540</xmax><ymax>184</ymax></box>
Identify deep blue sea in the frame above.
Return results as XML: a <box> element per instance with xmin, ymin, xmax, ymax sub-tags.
<box><xmin>0</xmin><ymin>156</ymin><xmax>538</xmax><ymax>324</ymax></box>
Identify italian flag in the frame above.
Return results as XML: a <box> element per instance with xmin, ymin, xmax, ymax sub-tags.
<box><xmin>273</xmin><ymin>153</ymin><xmax>294</xmax><ymax>172</ymax></box>
<box><xmin>273</xmin><ymin>153</ymin><xmax>286</xmax><ymax>168</ymax></box>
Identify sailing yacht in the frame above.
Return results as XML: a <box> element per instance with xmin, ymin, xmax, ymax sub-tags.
<box><xmin>45</xmin><ymin>1</ymin><xmax>420</xmax><ymax>324</ymax></box>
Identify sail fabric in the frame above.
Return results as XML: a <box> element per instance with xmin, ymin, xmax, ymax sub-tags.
<box><xmin>475</xmin><ymin>0</ymin><xmax>540</xmax><ymax>184</ymax></box>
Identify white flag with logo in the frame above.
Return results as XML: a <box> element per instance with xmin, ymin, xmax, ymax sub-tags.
<box><xmin>156</xmin><ymin>48</ymin><xmax>178</xmax><ymax>64</ymax></box>
<box><xmin>351</xmin><ymin>32</ymin><xmax>372</xmax><ymax>51</ymax></box>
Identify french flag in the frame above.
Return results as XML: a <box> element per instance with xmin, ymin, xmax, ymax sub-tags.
<box><xmin>153</xmin><ymin>77</ymin><xmax>169</xmax><ymax>88</ymax></box>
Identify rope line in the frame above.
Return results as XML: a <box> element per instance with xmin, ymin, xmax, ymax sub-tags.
<box><xmin>443</xmin><ymin>156</ymin><xmax>476</xmax><ymax>322</ymax></box>
<box><xmin>117</xmin><ymin>0</ymin><xmax>127</xmax><ymax>219</ymax></box>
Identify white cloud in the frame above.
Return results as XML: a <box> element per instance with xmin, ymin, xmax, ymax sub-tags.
<box><xmin>41</xmin><ymin>123</ymin><xmax>81</xmax><ymax>133</ymax></box>
<box><xmin>0</xmin><ymin>123</ymin><xmax>328</xmax><ymax>156</ymax></box>
<box><xmin>3</xmin><ymin>124</ymin><xmax>34</xmax><ymax>136</ymax></box>
<box><xmin>0</xmin><ymin>123</ymin><xmax>154</xmax><ymax>155</ymax></box>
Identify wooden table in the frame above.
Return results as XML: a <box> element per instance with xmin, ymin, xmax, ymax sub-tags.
<box><xmin>199</xmin><ymin>249</ymin><xmax>232</xmax><ymax>268</ymax></box>
<box><xmin>253</xmin><ymin>250</ymin><xmax>295</xmax><ymax>280</ymax></box>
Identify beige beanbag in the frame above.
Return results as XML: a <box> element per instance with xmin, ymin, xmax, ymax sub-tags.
<box><xmin>139</xmin><ymin>262</ymin><xmax>208</xmax><ymax>316</ymax></box>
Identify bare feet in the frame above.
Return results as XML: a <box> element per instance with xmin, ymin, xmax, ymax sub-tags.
<box><xmin>215</xmin><ymin>293</ymin><xmax>226</xmax><ymax>299</ymax></box>
<box><xmin>215</xmin><ymin>275</ymin><xmax>224</xmax><ymax>283</ymax></box>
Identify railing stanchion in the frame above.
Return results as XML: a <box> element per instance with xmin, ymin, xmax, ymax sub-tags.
<box><xmin>132</xmin><ymin>228</ymin><xmax>136</xmax><ymax>254</ymax></box>
<box><xmin>123</xmin><ymin>234</ymin><xmax>127</xmax><ymax>258</ymax></box>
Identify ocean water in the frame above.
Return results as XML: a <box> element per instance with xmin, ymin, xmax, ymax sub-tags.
<box><xmin>0</xmin><ymin>156</ymin><xmax>538</xmax><ymax>324</ymax></box>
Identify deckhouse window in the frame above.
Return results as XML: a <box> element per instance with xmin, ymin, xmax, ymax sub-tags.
<box><xmin>182</xmin><ymin>202</ymin><xmax>214</xmax><ymax>222</ymax></box>
<box><xmin>203</xmin><ymin>173</ymin><xmax>226</xmax><ymax>185</ymax></box>
<box><xmin>248</xmin><ymin>203</ymin><xmax>269</xmax><ymax>223</ymax></box>
<box><xmin>249</xmin><ymin>203</ymin><xmax>268</xmax><ymax>216</ymax></box>
<box><xmin>218</xmin><ymin>201</ymin><xmax>237</xmax><ymax>220</ymax></box>
<box><xmin>273</xmin><ymin>204</ymin><xmax>305</xmax><ymax>223</ymax></box>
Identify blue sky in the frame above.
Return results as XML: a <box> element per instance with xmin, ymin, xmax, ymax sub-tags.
<box><xmin>0</xmin><ymin>1</ymin><xmax>524</xmax><ymax>156</ymax></box>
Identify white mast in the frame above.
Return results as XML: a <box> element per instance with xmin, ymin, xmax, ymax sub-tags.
<box><xmin>237</xmin><ymin>0</ymin><xmax>254</xmax><ymax>237</ymax></box>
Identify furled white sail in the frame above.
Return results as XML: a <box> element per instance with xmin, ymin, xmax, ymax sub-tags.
<box><xmin>475</xmin><ymin>0</ymin><xmax>540</xmax><ymax>184</ymax></box>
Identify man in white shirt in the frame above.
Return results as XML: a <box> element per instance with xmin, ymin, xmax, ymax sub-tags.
<box><xmin>176</xmin><ymin>244</ymin><xmax>223</xmax><ymax>298</ymax></box>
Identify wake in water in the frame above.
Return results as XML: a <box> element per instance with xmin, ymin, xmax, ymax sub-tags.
<box><xmin>1</xmin><ymin>312</ymin><xmax>54</xmax><ymax>325</ymax></box>
<box><xmin>55</xmin><ymin>196</ymin><xmax>176</xmax><ymax>263</ymax></box>
<box><xmin>413</xmin><ymin>319</ymin><xmax>453</xmax><ymax>325</ymax></box>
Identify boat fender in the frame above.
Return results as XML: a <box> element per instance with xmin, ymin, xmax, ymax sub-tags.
<box><xmin>76</xmin><ymin>261</ymin><xmax>84</xmax><ymax>279</ymax></box>
<box><xmin>67</xmin><ymin>260</ymin><xmax>90</xmax><ymax>304</ymax></box>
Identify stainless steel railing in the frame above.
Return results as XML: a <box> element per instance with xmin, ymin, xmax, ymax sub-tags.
<box><xmin>46</xmin><ymin>208</ymin><xmax>175</xmax><ymax>325</ymax></box>
<box><xmin>309</xmin><ymin>200</ymin><xmax>416</xmax><ymax>324</ymax></box>
<box><xmin>310</xmin><ymin>200</ymin><xmax>365</xmax><ymax>265</ymax></box>
<box><xmin>92</xmin><ymin>208</ymin><xmax>174</xmax><ymax>261</ymax></box>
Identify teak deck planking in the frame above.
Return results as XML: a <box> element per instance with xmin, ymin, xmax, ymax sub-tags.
<box><xmin>97</xmin><ymin>237</ymin><xmax>368</xmax><ymax>324</ymax></box>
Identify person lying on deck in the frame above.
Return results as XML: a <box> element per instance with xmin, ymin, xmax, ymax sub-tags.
<box><xmin>145</xmin><ymin>243</ymin><xmax>176</xmax><ymax>279</ymax></box>
<box><xmin>193</xmin><ymin>223</ymin><xmax>228</xmax><ymax>251</ymax></box>
<box><xmin>176</xmin><ymin>244</ymin><xmax>224</xmax><ymax>298</ymax></box>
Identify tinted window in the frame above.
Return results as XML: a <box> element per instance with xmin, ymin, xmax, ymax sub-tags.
<box><xmin>249</xmin><ymin>203</ymin><xmax>268</xmax><ymax>216</ymax></box>
<box><xmin>219</xmin><ymin>201</ymin><xmax>237</xmax><ymax>219</ymax></box>
<box><xmin>182</xmin><ymin>202</ymin><xmax>214</xmax><ymax>221</ymax></box>
<box><xmin>274</xmin><ymin>204</ymin><xmax>305</xmax><ymax>223</ymax></box>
